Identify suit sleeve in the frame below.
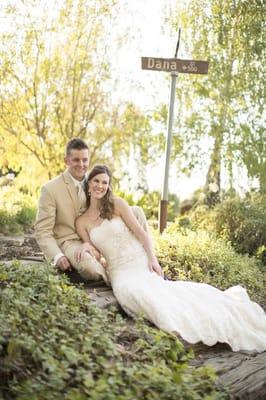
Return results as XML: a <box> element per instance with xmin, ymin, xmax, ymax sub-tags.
<box><xmin>130</xmin><ymin>205</ymin><xmax>149</xmax><ymax>232</ymax></box>
<box><xmin>35</xmin><ymin>186</ymin><xmax>62</xmax><ymax>262</ymax></box>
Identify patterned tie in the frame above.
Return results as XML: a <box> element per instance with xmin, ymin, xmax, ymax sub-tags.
<box><xmin>77</xmin><ymin>182</ymin><xmax>87</xmax><ymax>212</ymax></box>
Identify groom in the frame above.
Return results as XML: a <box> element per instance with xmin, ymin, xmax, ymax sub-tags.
<box><xmin>35</xmin><ymin>137</ymin><xmax>150</xmax><ymax>282</ymax></box>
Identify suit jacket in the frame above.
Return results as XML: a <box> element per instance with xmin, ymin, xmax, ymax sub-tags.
<box><xmin>35</xmin><ymin>170</ymin><xmax>83</xmax><ymax>261</ymax></box>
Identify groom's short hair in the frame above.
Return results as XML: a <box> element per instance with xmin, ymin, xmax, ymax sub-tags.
<box><xmin>66</xmin><ymin>138</ymin><xmax>89</xmax><ymax>156</ymax></box>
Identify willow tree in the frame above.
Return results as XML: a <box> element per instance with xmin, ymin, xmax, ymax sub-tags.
<box><xmin>169</xmin><ymin>0</ymin><xmax>265</xmax><ymax>202</ymax></box>
<box><xmin>0</xmin><ymin>0</ymin><xmax>156</xmax><ymax>193</ymax></box>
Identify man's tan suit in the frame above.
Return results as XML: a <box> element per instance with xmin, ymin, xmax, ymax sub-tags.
<box><xmin>35</xmin><ymin>170</ymin><xmax>148</xmax><ymax>282</ymax></box>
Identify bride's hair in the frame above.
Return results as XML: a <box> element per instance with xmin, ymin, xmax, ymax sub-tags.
<box><xmin>86</xmin><ymin>164</ymin><xmax>114</xmax><ymax>220</ymax></box>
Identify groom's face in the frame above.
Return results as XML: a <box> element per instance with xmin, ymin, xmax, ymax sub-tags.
<box><xmin>65</xmin><ymin>149</ymin><xmax>89</xmax><ymax>181</ymax></box>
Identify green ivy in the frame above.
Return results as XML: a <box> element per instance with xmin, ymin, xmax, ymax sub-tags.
<box><xmin>0</xmin><ymin>261</ymin><xmax>227</xmax><ymax>400</ymax></box>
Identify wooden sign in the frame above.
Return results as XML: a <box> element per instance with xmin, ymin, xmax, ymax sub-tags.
<box><xmin>141</xmin><ymin>57</ymin><xmax>209</xmax><ymax>74</ymax></box>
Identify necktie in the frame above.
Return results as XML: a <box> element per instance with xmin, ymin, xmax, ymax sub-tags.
<box><xmin>77</xmin><ymin>183</ymin><xmax>86</xmax><ymax>211</ymax></box>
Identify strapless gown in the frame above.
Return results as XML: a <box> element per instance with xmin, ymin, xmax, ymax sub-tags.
<box><xmin>90</xmin><ymin>217</ymin><xmax>266</xmax><ymax>352</ymax></box>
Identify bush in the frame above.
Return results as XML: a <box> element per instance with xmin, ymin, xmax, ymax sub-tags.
<box><xmin>154</xmin><ymin>228</ymin><xmax>265</xmax><ymax>303</ymax></box>
<box><xmin>0</xmin><ymin>261</ymin><xmax>227</xmax><ymax>400</ymax></box>
<box><xmin>0</xmin><ymin>206</ymin><xmax>36</xmax><ymax>235</ymax></box>
<box><xmin>116</xmin><ymin>190</ymin><xmax>180</xmax><ymax>222</ymax></box>
<box><xmin>0</xmin><ymin>187</ymin><xmax>36</xmax><ymax>234</ymax></box>
<box><xmin>0</xmin><ymin>210</ymin><xmax>22</xmax><ymax>234</ymax></box>
<box><xmin>188</xmin><ymin>194</ymin><xmax>266</xmax><ymax>262</ymax></box>
<box><xmin>15</xmin><ymin>205</ymin><xmax>36</xmax><ymax>228</ymax></box>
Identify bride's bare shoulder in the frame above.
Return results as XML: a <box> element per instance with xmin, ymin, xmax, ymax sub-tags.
<box><xmin>113</xmin><ymin>197</ymin><xmax>132</xmax><ymax>219</ymax></box>
<box><xmin>113</xmin><ymin>196</ymin><xmax>128</xmax><ymax>209</ymax></box>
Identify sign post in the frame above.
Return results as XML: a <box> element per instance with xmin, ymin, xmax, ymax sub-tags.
<box><xmin>141</xmin><ymin>30</ymin><xmax>209</xmax><ymax>232</ymax></box>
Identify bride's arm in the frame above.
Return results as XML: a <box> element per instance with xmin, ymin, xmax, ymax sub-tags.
<box><xmin>75</xmin><ymin>216</ymin><xmax>101</xmax><ymax>262</ymax></box>
<box><xmin>114</xmin><ymin>198</ymin><xmax>163</xmax><ymax>277</ymax></box>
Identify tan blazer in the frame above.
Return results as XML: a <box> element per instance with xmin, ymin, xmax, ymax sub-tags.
<box><xmin>35</xmin><ymin>171</ymin><xmax>83</xmax><ymax>261</ymax></box>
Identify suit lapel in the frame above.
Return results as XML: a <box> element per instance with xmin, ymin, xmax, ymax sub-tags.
<box><xmin>62</xmin><ymin>170</ymin><xmax>79</xmax><ymax>215</ymax></box>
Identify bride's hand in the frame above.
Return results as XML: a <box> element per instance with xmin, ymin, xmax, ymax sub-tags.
<box><xmin>75</xmin><ymin>243</ymin><xmax>100</xmax><ymax>263</ymax></box>
<box><xmin>99</xmin><ymin>256</ymin><xmax>108</xmax><ymax>269</ymax></box>
<box><xmin>149</xmin><ymin>256</ymin><xmax>164</xmax><ymax>277</ymax></box>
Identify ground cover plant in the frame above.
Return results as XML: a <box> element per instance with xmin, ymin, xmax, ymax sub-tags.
<box><xmin>0</xmin><ymin>261</ymin><xmax>227</xmax><ymax>400</ymax></box>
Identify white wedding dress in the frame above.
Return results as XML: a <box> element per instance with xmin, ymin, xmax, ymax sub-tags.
<box><xmin>90</xmin><ymin>217</ymin><xmax>266</xmax><ymax>352</ymax></box>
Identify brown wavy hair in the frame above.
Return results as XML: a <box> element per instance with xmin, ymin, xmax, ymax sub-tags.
<box><xmin>85</xmin><ymin>165</ymin><xmax>114</xmax><ymax>220</ymax></box>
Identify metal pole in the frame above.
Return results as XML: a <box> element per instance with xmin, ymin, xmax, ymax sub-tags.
<box><xmin>159</xmin><ymin>29</ymin><xmax>181</xmax><ymax>233</ymax></box>
<box><xmin>159</xmin><ymin>73</ymin><xmax>178</xmax><ymax>232</ymax></box>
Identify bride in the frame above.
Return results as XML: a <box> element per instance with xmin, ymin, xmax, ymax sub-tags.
<box><xmin>75</xmin><ymin>165</ymin><xmax>266</xmax><ymax>352</ymax></box>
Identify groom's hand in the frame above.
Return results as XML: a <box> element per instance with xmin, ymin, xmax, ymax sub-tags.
<box><xmin>56</xmin><ymin>256</ymin><xmax>72</xmax><ymax>271</ymax></box>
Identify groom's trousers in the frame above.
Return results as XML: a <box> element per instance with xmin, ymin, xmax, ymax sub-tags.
<box><xmin>61</xmin><ymin>206</ymin><xmax>149</xmax><ymax>283</ymax></box>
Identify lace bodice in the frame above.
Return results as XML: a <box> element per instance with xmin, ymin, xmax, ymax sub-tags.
<box><xmin>90</xmin><ymin>217</ymin><xmax>145</xmax><ymax>268</ymax></box>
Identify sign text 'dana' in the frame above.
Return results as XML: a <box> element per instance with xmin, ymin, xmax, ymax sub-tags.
<box><xmin>141</xmin><ymin>57</ymin><xmax>209</xmax><ymax>74</ymax></box>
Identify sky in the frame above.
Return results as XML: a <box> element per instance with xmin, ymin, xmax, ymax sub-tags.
<box><xmin>109</xmin><ymin>0</ymin><xmax>181</xmax><ymax>107</ymax></box>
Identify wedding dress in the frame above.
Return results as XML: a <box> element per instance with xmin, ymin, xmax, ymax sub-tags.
<box><xmin>90</xmin><ymin>217</ymin><xmax>266</xmax><ymax>352</ymax></box>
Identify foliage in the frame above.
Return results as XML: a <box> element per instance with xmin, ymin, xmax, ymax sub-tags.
<box><xmin>138</xmin><ymin>191</ymin><xmax>180</xmax><ymax>222</ymax></box>
<box><xmin>0</xmin><ymin>187</ymin><xmax>36</xmax><ymax>234</ymax></box>
<box><xmin>116</xmin><ymin>190</ymin><xmax>180</xmax><ymax>222</ymax></box>
<box><xmin>236</xmin><ymin>118</ymin><xmax>266</xmax><ymax>194</ymax></box>
<box><xmin>155</xmin><ymin>226</ymin><xmax>265</xmax><ymax>303</ymax></box>
<box><xmin>182</xmin><ymin>193</ymin><xmax>266</xmax><ymax>263</ymax></box>
<box><xmin>0</xmin><ymin>210</ymin><xmax>21</xmax><ymax>235</ymax></box>
<box><xmin>0</xmin><ymin>1</ymin><xmax>159</xmax><ymax>194</ymax></box>
<box><xmin>0</xmin><ymin>261</ymin><xmax>227</xmax><ymax>400</ymax></box>
<box><xmin>169</xmin><ymin>0</ymin><xmax>265</xmax><ymax>196</ymax></box>
<box><xmin>114</xmin><ymin>190</ymin><xmax>136</xmax><ymax>206</ymax></box>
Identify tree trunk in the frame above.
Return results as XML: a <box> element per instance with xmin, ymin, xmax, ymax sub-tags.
<box><xmin>259</xmin><ymin>167</ymin><xmax>266</xmax><ymax>194</ymax></box>
<box><xmin>204</xmin><ymin>133</ymin><xmax>222</xmax><ymax>207</ymax></box>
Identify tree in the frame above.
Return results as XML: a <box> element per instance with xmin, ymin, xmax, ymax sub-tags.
<box><xmin>169</xmin><ymin>0</ymin><xmax>265</xmax><ymax>202</ymax></box>
<box><xmin>0</xmin><ymin>0</ymin><xmax>157</xmax><ymax>194</ymax></box>
<box><xmin>236</xmin><ymin>114</ymin><xmax>266</xmax><ymax>194</ymax></box>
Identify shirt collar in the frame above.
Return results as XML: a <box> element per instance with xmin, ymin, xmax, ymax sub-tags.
<box><xmin>67</xmin><ymin>171</ymin><xmax>87</xmax><ymax>187</ymax></box>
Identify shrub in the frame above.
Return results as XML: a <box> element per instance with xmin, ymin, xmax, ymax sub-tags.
<box><xmin>0</xmin><ymin>187</ymin><xmax>36</xmax><ymax>234</ymax></box>
<box><xmin>116</xmin><ymin>190</ymin><xmax>180</xmax><ymax>222</ymax></box>
<box><xmin>0</xmin><ymin>261</ymin><xmax>227</xmax><ymax>400</ymax></box>
<box><xmin>15</xmin><ymin>205</ymin><xmax>36</xmax><ymax>228</ymax></box>
<box><xmin>188</xmin><ymin>194</ymin><xmax>266</xmax><ymax>262</ymax></box>
<box><xmin>155</xmin><ymin>228</ymin><xmax>265</xmax><ymax>303</ymax></box>
<box><xmin>0</xmin><ymin>206</ymin><xmax>36</xmax><ymax>235</ymax></box>
<box><xmin>0</xmin><ymin>210</ymin><xmax>21</xmax><ymax>234</ymax></box>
